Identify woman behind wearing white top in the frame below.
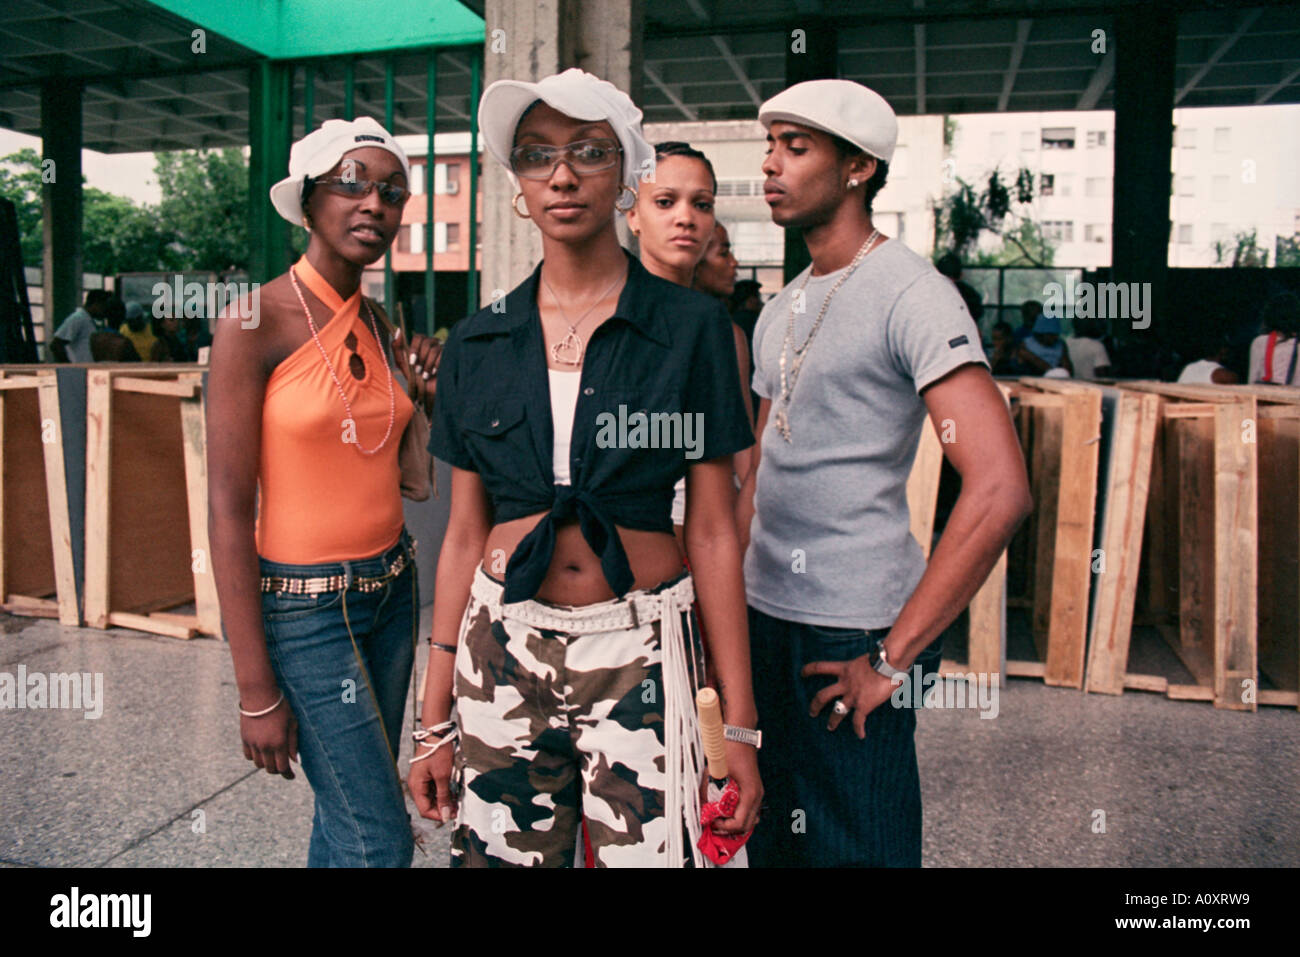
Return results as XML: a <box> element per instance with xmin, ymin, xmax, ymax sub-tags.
<box><xmin>625</xmin><ymin>141</ymin><xmax>753</xmax><ymax>537</ymax></box>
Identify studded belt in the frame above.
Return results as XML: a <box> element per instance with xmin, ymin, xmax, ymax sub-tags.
<box><xmin>260</xmin><ymin>539</ymin><xmax>416</xmax><ymax>596</ymax></box>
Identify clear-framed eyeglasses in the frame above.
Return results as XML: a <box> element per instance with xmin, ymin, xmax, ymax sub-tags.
<box><xmin>509</xmin><ymin>138</ymin><xmax>622</xmax><ymax>179</ymax></box>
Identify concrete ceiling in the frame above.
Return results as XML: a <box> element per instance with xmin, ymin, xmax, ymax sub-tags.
<box><xmin>1</xmin><ymin>0</ymin><xmax>1298</xmax><ymax>153</ymax></box>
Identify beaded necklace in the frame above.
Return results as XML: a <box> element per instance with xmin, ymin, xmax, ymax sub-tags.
<box><xmin>289</xmin><ymin>266</ymin><xmax>396</xmax><ymax>455</ymax></box>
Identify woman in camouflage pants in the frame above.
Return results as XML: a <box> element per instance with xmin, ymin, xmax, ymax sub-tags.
<box><xmin>407</xmin><ymin>69</ymin><xmax>763</xmax><ymax>866</ymax></box>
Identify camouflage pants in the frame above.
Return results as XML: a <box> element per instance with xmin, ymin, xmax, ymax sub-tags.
<box><xmin>451</xmin><ymin>565</ymin><xmax>699</xmax><ymax>867</ymax></box>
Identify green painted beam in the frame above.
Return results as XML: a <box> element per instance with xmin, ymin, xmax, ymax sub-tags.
<box><xmin>248</xmin><ymin>60</ymin><xmax>293</xmax><ymax>284</ymax></box>
<box><xmin>149</xmin><ymin>0</ymin><xmax>482</xmax><ymax>59</ymax></box>
<box><xmin>425</xmin><ymin>52</ymin><xmax>436</xmax><ymax>336</ymax></box>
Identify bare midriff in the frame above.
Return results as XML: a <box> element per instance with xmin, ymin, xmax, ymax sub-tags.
<box><xmin>484</xmin><ymin>515</ymin><xmax>684</xmax><ymax>605</ymax></box>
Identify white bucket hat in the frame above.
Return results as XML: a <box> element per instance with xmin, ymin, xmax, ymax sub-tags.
<box><xmin>759</xmin><ymin>79</ymin><xmax>898</xmax><ymax>165</ymax></box>
<box><xmin>269</xmin><ymin>117</ymin><xmax>411</xmax><ymax>227</ymax></box>
<box><xmin>478</xmin><ymin>68</ymin><xmax>654</xmax><ymax>193</ymax></box>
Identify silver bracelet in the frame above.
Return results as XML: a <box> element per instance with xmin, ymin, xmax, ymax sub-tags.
<box><xmin>239</xmin><ymin>692</ymin><xmax>285</xmax><ymax>718</ymax></box>
<box><xmin>724</xmin><ymin>724</ymin><xmax>762</xmax><ymax>749</ymax></box>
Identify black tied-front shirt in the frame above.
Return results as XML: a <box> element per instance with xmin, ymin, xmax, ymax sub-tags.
<box><xmin>429</xmin><ymin>248</ymin><xmax>754</xmax><ymax>602</ymax></box>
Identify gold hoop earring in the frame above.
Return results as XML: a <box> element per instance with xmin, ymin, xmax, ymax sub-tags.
<box><xmin>512</xmin><ymin>192</ymin><xmax>530</xmax><ymax>219</ymax></box>
<box><xmin>615</xmin><ymin>184</ymin><xmax>637</xmax><ymax>213</ymax></box>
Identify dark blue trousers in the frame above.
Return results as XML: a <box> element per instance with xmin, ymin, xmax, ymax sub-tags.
<box><xmin>747</xmin><ymin>606</ymin><xmax>942</xmax><ymax>868</ymax></box>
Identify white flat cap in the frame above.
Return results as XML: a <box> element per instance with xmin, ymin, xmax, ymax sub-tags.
<box><xmin>759</xmin><ymin>79</ymin><xmax>898</xmax><ymax>165</ymax></box>
<box><xmin>478</xmin><ymin>68</ymin><xmax>654</xmax><ymax>192</ymax></box>
<box><xmin>269</xmin><ymin>117</ymin><xmax>410</xmax><ymax>227</ymax></box>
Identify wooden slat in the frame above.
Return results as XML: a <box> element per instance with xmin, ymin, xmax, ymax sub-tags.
<box><xmin>1212</xmin><ymin>398</ymin><xmax>1257</xmax><ymax>710</ymax></box>
<box><xmin>1085</xmin><ymin>390</ymin><xmax>1159</xmax><ymax>694</ymax></box>
<box><xmin>1256</xmin><ymin>414</ymin><xmax>1299</xmax><ymax>703</ymax></box>
<box><xmin>1259</xmin><ymin>690</ymin><xmax>1300</xmax><ymax>708</ymax></box>
<box><xmin>37</xmin><ymin>378</ymin><xmax>80</xmax><ymax>626</ymax></box>
<box><xmin>1005</xmin><ymin>659</ymin><xmax>1046</xmax><ymax>677</ymax></box>
<box><xmin>1123</xmin><ymin>673</ymin><xmax>1169</xmax><ymax>693</ymax></box>
<box><xmin>1167</xmin><ymin>683</ymin><xmax>1215</xmax><ymax>701</ymax></box>
<box><xmin>105</xmin><ymin>611</ymin><xmax>198</xmax><ymax>640</ymax></box>
<box><xmin>1031</xmin><ymin>403</ymin><xmax>1062</xmax><ymax>658</ymax></box>
<box><xmin>3</xmin><ymin>594</ymin><xmax>59</xmax><ymax>617</ymax></box>
<box><xmin>111</xmin><ymin>376</ymin><xmax>200</xmax><ymax>398</ymax></box>
<box><xmin>179</xmin><ymin>376</ymin><xmax>220</xmax><ymax>637</ymax></box>
<box><xmin>83</xmin><ymin>370</ymin><xmax>112</xmax><ymax>629</ymax></box>
<box><xmin>1043</xmin><ymin>390</ymin><xmax>1101</xmax><ymax>688</ymax></box>
<box><xmin>905</xmin><ymin>416</ymin><xmax>943</xmax><ymax>560</ymax></box>
<box><xmin>0</xmin><ymin>382</ymin><xmax>6</xmax><ymax>604</ymax></box>
<box><xmin>968</xmin><ymin>549</ymin><xmax>1006</xmax><ymax>680</ymax></box>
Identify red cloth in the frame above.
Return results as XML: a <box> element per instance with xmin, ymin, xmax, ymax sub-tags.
<box><xmin>698</xmin><ymin>780</ymin><xmax>751</xmax><ymax>865</ymax></box>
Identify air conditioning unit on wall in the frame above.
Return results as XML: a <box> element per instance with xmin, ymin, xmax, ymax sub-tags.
<box><xmin>445</xmin><ymin>181</ymin><xmax>459</xmax><ymax>195</ymax></box>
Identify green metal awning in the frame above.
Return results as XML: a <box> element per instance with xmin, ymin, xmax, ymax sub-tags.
<box><xmin>149</xmin><ymin>0</ymin><xmax>482</xmax><ymax>59</ymax></box>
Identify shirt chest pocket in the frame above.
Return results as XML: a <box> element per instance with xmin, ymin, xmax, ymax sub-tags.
<box><xmin>594</xmin><ymin>385</ymin><xmax>695</xmax><ymax>472</ymax></box>
<box><xmin>461</xmin><ymin>397</ymin><xmax>534</xmax><ymax>477</ymax></box>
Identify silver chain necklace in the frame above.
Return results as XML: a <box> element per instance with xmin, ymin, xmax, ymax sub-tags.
<box><xmin>775</xmin><ymin>229</ymin><xmax>881</xmax><ymax>442</ymax></box>
<box><xmin>541</xmin><ymin>264</ymin><xmax>628</xmax><ymax>366</ymax></box>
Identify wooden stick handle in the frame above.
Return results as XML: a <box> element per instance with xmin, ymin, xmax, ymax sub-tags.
<box><xmin>697</xmin><ymin>687</ymin><xmax>728</xmax><ymax>781</ymax></box>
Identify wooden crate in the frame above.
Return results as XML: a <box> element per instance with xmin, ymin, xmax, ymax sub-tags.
<box><xmin>0</xmin><ymin>369</ymin><xmax>78</xmax><ymax>624</ymax></box>
<box><xmin>905</xmin><ymin>390</ymin><xmax>1008</xmax><ymax>683</ymax></box>
<box><xmin>1121</xmin><ymin>382</ymin><xmax>1259</xmax><ymax>711</ymax></box>
<box><xmin>83</xmin><ymin>367</ymin><xmax>219</xmax><ymax>639</ymax></box>
<box><xmin>1001</xmin><ymin>379</ymin><xmax>1103</xmax><ymax>688</ymax></box>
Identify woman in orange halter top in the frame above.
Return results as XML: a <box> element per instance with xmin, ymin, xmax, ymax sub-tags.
<box><xmin>207</xmin><ymin>117</ymin><xmax>441</xmax><ymax>868</ymax></box>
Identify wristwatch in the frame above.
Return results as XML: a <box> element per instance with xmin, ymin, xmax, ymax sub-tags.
<box><xmin>869</xmin><ymin>643</ymin><xmax>906</xmax><ymax>680</ymax></box>
<box><xmin>724</xmin><ymin>725</ymin><xmax>762</xmax><ymax>749</ymax></box>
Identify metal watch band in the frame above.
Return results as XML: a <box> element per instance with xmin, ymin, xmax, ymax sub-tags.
<box><xmin>871</xmin><ymin>644</ymin><xmax>906</xmax><ymax>680</ymax></box>
<box><xmin>724</xmin><ymin>725</ymin><xmax>762</xmax><ymax>749</ymax></box>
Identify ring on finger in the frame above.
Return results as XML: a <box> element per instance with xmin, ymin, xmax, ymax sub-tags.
<box><xmin>831</xmin><ymin>699</ymin><xmax>849</xmax><ymax>717</ymax></box>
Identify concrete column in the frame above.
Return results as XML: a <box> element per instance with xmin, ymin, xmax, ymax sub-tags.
<box><xmin>783</xmin><ymin>18</ymin><xmax>837</xmax><ymax>283</ymax></box>
<box><xmin>41</xmin><ymin>78</ymin><xmax>83</xmax><ymax>349</ymax></box>
<box><xmin>480</xmin><ymin>0</ymin><xmax>643</xmax><ymax>308</ymax></box>
<box><xmin>1111</xmin><ymin>10</ymin><xmax>1174</xmax><ymax>342</ymax></box>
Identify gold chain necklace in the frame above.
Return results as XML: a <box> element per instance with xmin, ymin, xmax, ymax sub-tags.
<box><xmin>774</xmin><ymin>229</ymin><xmax>880</xmax><ymax>443</ymax></box>
<box><xmin>541</xmin><ymin>264</ymin><xmax>628</xmax><ymax>366</ymax></box>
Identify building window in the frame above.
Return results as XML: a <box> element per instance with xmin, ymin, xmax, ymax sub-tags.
<box><xmin>1177</xmin><ymin>127</ymin><xmax>1196</xmax><ymax>149</ymax></box>
<box><xmin>433</xmin><ymin>222</ymin><xmax>448</xmax><ymax>253</ymax></box>
<box><xmin>446</xmin><ymin>222</ymin><xmax>461</xmax><ymax>250</ymax></box>
<box><xmin>1043</xmin><ymin>220</ymin><xmax>1074</xmax><ymax>242</ymax></box>
<box><xmin>1178</xmin><ymin>176</ymin><xmax>1195</xmax><ymax>197</ymax></box>
<box><xmin>1041</xmin><ymin>173</ymin><xmax>1055</xmax><ymax>196</ymax></box>
<box><xmin>1041</xmin><ymin>127</ymin><xmax>1076</xmax><ymax>149</ymax></box>
<box><xmin>410</xmin><ymin>162</ymin><xmax>425</xmax><ymax>196</ymax></box>
<box><xmin>396</xmin><ymin>225</ymin><xmax>412</xmax><ymax>254</ymax></box>
<box><xmin>1212</xmin><ymin>175</ymin><xmax>1229</xmax><ymax>201</ymax></box>
<box><xmin>1084</xmin><ymin>224</ymin><xmax>1107</xmax><ymax>243</ymax></box>
<box><xmin>1085</xmin><ymin>177</ymin><xmax>1107</xmax><ymax>198</ymax></box>
<box><xmin>1020</xmin><ymin>130</ymin><xmax>1037</xmax><ymax>152</ymax></box>
<box><xmin>1086</xmin><ymin>130</ymin><xmax>1108</xmax><ymax>148</ymax></box>
<box><xmin>434</xmin><ymin>162</ymin><xmax>462</xmax><ymax>194</ymax></box>
<box><xmin>1177</xmin><ymin>224</ymin><xmax>1194</xmax><ymax>244</ymax></box>
<box><xmin>716</xmin><ymin>179</ymin><xmax>763</xmax><ymax>198</ymax></box>
<box><xmin>409</xmin><ymin>223</ymin><xmax>424</xmax><ymax>255</ymax></box>
<box><xmin>1214</xmin><ymin>128</ymin><xmax>1230</xmax><ymax>152</ymax></box>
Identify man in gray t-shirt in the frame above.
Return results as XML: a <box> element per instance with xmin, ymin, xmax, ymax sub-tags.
<box><xmin>739</xmin><ymin>80</ymin><xmax>1031</xmax><ymax>868</ymax></box>
<box><xmin>747</xmin><ymin>238</ymin><xmax>987</xmax><ymax>629</ymax></box>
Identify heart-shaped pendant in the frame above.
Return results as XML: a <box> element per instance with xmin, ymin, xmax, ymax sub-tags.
<box><xmin>551</xmin><ymin>329</ymin><xmax>585</xmax><ymax>366</ymax></box>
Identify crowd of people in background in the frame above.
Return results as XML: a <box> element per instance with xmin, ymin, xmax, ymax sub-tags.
<box><xmin>972</xmin><ymin>282</ymin><xmax>1298</xmax><ymax>385</ymax></box>
<box><xmin>48</xmin><ymin>289</ymin><xmax>213</xmax><ymax>363</ymax></box>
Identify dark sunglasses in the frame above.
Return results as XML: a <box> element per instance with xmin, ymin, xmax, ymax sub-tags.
<box><xmin>343</xmin><ymin>330</ymin><xmax>365</xmax><ymax>380</ymax></box>
<box><xmin>509</xmin><ymin>138</ymin><xmax>622</xmax><ymax>179</ymax></box>
<box><xmin>315</xmin><ymin>177</ymin><xmax>410</xmax><ymax>206</ymax></box>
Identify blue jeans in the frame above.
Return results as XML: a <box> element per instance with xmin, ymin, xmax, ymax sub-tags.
<box><xmin>746</xmin><ymin>607</ymin><xmax>943</xmax><ymax>868</ymax></box>
<box><xmin>260</xmin><ymin>529</ymin><xmax>418</xmax><ymax>868</ymax></box>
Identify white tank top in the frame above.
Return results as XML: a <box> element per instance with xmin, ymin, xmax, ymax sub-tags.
<box><xmin>549</xmin><ymin>369</ymin><xmax>582</xmax><ymax>485</ymax></box>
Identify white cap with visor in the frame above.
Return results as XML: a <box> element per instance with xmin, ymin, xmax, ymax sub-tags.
<box><xmin>478</xmin><ymin>68</ymin><xmax>654</xmax><ymax>193</ymax></box>
<box><xmin>759</xmin><ymin>79</ymin><xmax>898</xmax><ymax>165</ymax></box>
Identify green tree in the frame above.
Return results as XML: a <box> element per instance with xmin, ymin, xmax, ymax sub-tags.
<box><xmin>1</xmin><ymin>148</ymin><xmax>175</xmax><ymax>273</ymax></box>
<box><xmin>1273</xmin><ymin>232</ymin><xmax>1300</xmax><ymax>268</ymax></box>
<box><xmin>154</xmin><ymin>148</ymin><xmax>249</xmax><ymax>271</ymax></box>
<box><xmin>0</xmin><ymin>148</ymin><xmax>45</xmax><ymax>268</ymax></box>
<box><xmin>933</xmin><ymin>166</ymin><xmax>1052</xmax><ymax>266</ymax></box>
<box><xmin>1212</xmin><ymin>228</ymin><xmax>1270</xmax><ymax>267</ymax></box>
